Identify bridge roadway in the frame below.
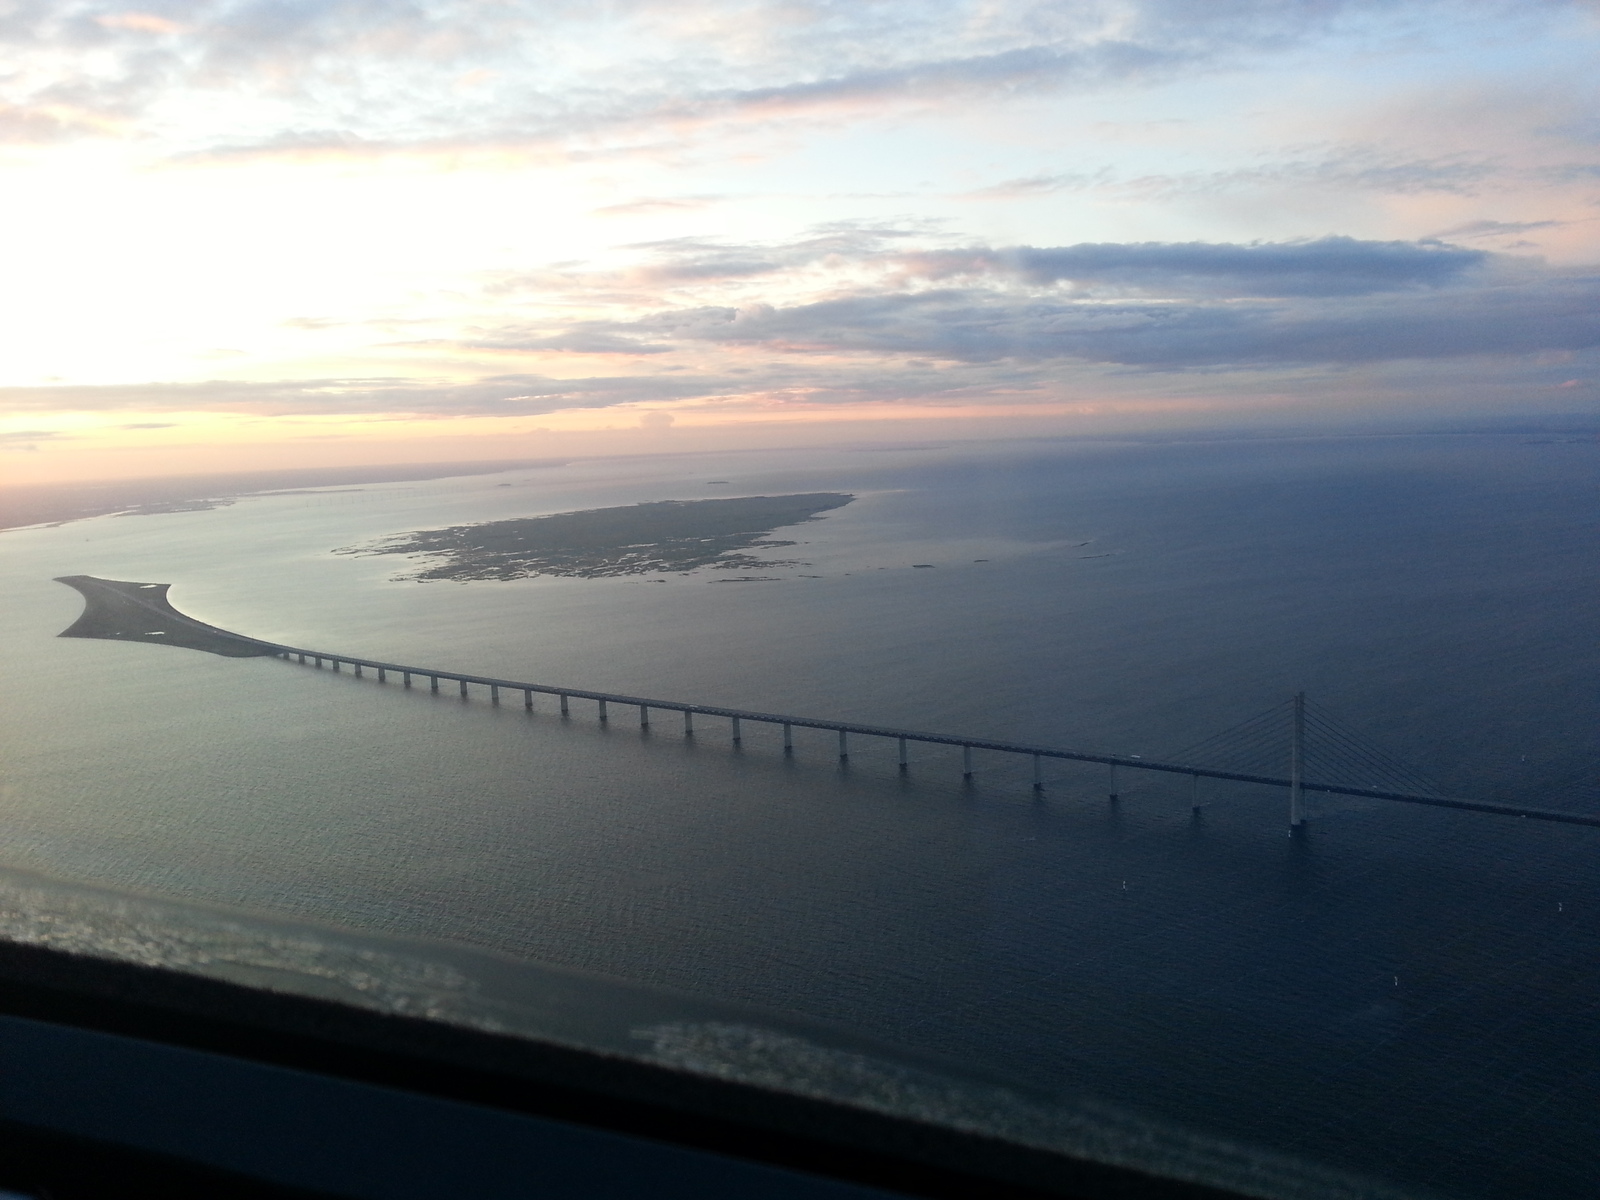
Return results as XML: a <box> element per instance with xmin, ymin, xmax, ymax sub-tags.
<box><xmin>266</xmin><ymin>644</ymin><xmax>1600</xmax><ymax>830</ymax></box>
<box><xmin>54</xmin><ymin>575</ymin><xmax>1600</xmax><ymax>830</ymax></box>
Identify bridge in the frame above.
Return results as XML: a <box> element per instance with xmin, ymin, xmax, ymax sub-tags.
<box><xmin>55</xmin><ymin>575</ymin><xmax>1600</xmax><ymax>831</ymax></box>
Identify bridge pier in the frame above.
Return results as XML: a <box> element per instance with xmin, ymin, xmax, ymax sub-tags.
<box><xmin>1289</xmin><ymin>691</ymin><xmax>1306</xmax><ymax>829</ymax></box>
<box><xmin>598</xmin><ymin>699</ymin><xmax>608</xmax><ymax>722</ymax></box>
<box><xmin>184</xmin><ymin>630</ymin><xmax>1588</xmax><ymax>832</ymax></box>
<box><xmin>490</xmin><ymin>685</ymin><xmax>500</xmax><ymax>705</ymax></box>
<box><xmin>150</xmin><ymin>622</ymin><xmax>1596</xmax><ymax>833</ymax></box>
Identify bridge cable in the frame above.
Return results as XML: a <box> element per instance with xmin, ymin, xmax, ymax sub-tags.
<box><xmin>1302</xmin><ymin>705</ymin><xmax>1444</xmax><ymax>793</ymax></box>
<box><xmin>1301</xmin><ymin>701</ymin><xmax>1445</xmax><ymax>796</ymax></box>
<box><xmin>1168</xmin><ymin>700</ymin><xmax>1292</xmax><ymax>767</ymax></box>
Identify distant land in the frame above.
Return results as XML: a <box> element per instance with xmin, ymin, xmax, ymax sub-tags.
<box><xmin>338</xmin><ymin>494</ymin><xmax>855</xmax><ymax>581</ymax></box>
<box><xmin>0</xmin><ymin>459</ymin><xmax>570</xmax><ymax>532</ymax></box>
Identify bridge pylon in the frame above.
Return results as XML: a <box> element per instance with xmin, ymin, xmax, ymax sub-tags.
<box><xmin>1290</xmin><ymin>691</ymin><xmax>1306</xmax><ymax>830</ymax></box>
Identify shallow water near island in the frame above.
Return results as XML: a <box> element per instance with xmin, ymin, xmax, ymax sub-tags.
<box><xmin>2</xmin><ymin>432</ymin><xmax>1599</xmax><ymax>1198</ymax></box>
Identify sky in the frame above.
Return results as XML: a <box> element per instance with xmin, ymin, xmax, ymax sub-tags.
<box><xmin>2</xmin><ymin>0</ymin><xmax>1598</xmax><ymax>481</ymax></box>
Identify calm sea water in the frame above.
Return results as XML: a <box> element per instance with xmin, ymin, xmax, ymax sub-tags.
<box><xmin>2</xmin><ymin>432</ymin><xmax>1598</xmax><ymax>1197</ymax></box>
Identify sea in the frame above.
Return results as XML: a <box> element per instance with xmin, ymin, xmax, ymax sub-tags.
<box><xmin>2</xmin><ymin>431</ymin><xmax>1598</xmax><ymax>1198</ymax></box>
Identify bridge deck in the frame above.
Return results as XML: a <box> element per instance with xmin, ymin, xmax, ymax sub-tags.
<box><xmin>266</xmin><ymin>648</ymin><xmax>1600</xmax><ymax>828</ymax></box>
<box><xmin>55</xmin><ymin>575</ymin><xmax>1600</xmax><ymax>830</ymax></box>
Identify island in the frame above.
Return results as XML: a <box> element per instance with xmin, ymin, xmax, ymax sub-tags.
<box><xmin>54</xmin><ymin>576</ymin><xmax>278</xmax><ymax>657</ymax></box>
<box><xmin>336</xmin><ymin>493</ymin><xmax>855</xmax><ymax>582</ymax></box>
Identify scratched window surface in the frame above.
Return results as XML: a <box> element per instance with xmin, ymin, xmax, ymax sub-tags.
<box><xmin>2</xmin><ymin>4</ymin><xmax>1599</xmax><ymax>1197</ymax></box>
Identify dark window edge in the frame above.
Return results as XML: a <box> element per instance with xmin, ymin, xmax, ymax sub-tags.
<box><xmin>0</xmin><ymin>941</ymin><xmax>1248</xmax><ymax>1200</ymax></box>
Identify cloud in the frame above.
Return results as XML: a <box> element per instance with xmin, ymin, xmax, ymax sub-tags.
<box><xmin>963</xmin><ymin>171</ymin><xmax>1112</xmax><ymax>199</ymax></box>
<box><xmin>959</xmin><ymin>143</ymin><xmax>1534</xmax><ymax>208</ymax></box>
<box><xmin>592</xmin><ymin>196</ymin><xmax>722</xmax><ymax>217</ymax></box>
<box><xmin>1113</xmin><ymin>148</ymin><xmax>1506</xmax><ymax>202</ymax></box>
<box><xmin>465</xmin><ymin>233</ymin><xmax>1599</xmax><ymax>380</ymax></box>
<box><xmin>0</xmin><ymin>373</ymin><xmax>738</xmax><ymax>417</ymax></box>
<box><xmin>0</xmin><ymin>357</ymin><xmax>1055</xmax><ymax>419</ymax></box>
<box><xmin>897</xmin><ymin>237</ymin><xmax>1487</xmax><ymax>296</ymax></box>
<box><xmin>646</xmin><ymin>270</ymin><xmax>1600</xmax><ymax>368</ymax></box>
<box><xmin>3</xmin><ymin>235</ymin><xmax>1595</xmax><ymax>423</ymax></box>
<box><xmin>5</xmin><ymin>0</ymin><xmax>1567</xmax><ymax>156</ymax></box>
<box><xmin>95</xmin><ymin>12</ymin><xmax>186</xmax><ymax>34</ymax></box>
<box><xmin>511</xmin><ymin>231</ymin><xmax>1488</xmax><ymax>301</ymax></box>
<box><xmin>486</xmin><ymin>226</ymin><xmax>919</xmax><ymax>298</ymax></box>
<box><xmin>1429</xmin><ymin>219</ymin><xmax>1567</xmax><ymax>240</ymax></box>
<box><xmin>0</xmin><ymin>100</ymin><xmax>129</xmax><ymax>142</ymax></box>
<box><xmin>466</xmin><ymin>328</ymin><xmax>674</xmax><ymax>355</ymax></box>
<box><xmin>506</xmin><ymin>232</ymin><xmax>1583</xmax><ymax>370</ymax></box>
<box><xmin>0</xmin><ymin>428</ymin><xmax>67</xmax><ymax>452</ymax></box>
<box><xmin>484</xmin><ymin>231</ymin><xmax>1533</xmax><ymax>370</ymax></box>
<box><xmin>666</xmin><ymin>42</ymin><xmax>1181</xmax><ymax>125</ymax></box>
<box><xmin>628</xmin><ymin>227</ymin><xmax>900</xmax><ymax>284</ymax></box>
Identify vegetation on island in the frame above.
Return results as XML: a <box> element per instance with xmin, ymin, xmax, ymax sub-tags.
<box><xmin>338</xmin><ymin>493</ymin><xmax>855</xmax><ymax>581</ymax></box>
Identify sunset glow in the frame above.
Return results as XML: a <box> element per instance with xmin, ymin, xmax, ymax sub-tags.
<box><xmin>3</xmin><ymin>1</ymin><xmax>1598</xmax><ymax>481</ymax></box>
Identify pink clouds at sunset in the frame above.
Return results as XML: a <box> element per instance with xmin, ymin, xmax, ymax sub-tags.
<box><xmin>1</xmin><ymin>0</ymin><xmax>1597</xmax><ymax>481</ymax></box>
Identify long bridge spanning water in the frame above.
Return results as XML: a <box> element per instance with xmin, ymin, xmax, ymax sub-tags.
<box><xmin>56</xmin><ymin>575</ymin><xmax>1600</xmax><ymax>831</ymax></box>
